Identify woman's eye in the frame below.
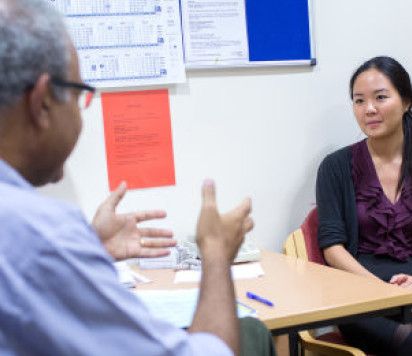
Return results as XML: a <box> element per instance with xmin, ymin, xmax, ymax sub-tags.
<box><xmin>377</xmin><ymin>95</ymin><xmax>388</xmax><ymax>101</ymax></box>
<box><xmin>354</xmin><ymin>98</ymin><xmax>364</xmax><ymax>104</ymax></box>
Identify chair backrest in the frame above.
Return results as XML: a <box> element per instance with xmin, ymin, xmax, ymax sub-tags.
<box><xmin>284</xmin><ymin>208</ymin><xmax>326</xmax><ymax>265</ymax></box>
<box><xmin>300</xmin><ymin>208</ymin><xmax>325</xmax><ymax>265</ymax></box>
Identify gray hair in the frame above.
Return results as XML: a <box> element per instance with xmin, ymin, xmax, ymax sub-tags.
<box><xmin>0</xmin><ymin>0</ymin><xmax>71</xmax><ymax>108</ymax></box>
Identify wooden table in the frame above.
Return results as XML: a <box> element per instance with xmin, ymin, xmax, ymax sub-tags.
<box><xmin>134</xmin><ymin>250</ymin><xmax>412</xmax><ymax>355</ymax></box>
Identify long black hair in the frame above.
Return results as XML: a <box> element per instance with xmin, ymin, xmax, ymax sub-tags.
<box><xmin>349</xmin><ymin>56</ymin><xmax>412</xmax><ymax>192</ymax></box>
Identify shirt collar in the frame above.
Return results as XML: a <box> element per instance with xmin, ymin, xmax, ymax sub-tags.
<box><xmin>0</xmin><ymin>159</ymin><xmax>34</xmax><ymax>190</ymax></box>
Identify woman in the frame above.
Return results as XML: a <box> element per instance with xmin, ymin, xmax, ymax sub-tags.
<box><xmin>316</xmin><ymin>56</ymin><xmax>412</xmax><ymax>355</ymax></box>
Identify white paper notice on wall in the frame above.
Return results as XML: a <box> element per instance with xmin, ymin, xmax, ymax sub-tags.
<box><xmin>49</xmin><ymin>0</ymin><xmax>186</xmax><ymax>87</ymax></box>
<box><xmin>180</xmin><ymin>0</ymin><xmax>249</xmax><ymax>67</ymax></box>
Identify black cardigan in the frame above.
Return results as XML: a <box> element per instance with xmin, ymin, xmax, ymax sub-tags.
<box><xmin>316</xmin><ymin>146</ymin><xmax>359</xmax><ymax>256</ymax></box>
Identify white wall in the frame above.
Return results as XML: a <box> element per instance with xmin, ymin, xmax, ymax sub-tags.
<box><xmin>39</xmin><ymin>0</ymin><xmax>412</xmax><ymax>252</ymax></box>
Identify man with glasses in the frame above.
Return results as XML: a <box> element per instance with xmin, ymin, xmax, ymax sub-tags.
<box><xmin>51</xmin><ymin>77</ymin><xmax>96</xmax><ymax>110</ymax></box>
<box><xmin>0</xmin><ymin>1</ymin><xmax>275</xmax><ymax>355</ymax></box>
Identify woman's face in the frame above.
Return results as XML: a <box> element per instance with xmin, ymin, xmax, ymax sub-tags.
<box><xmin>352</xmin><ymin>68</ymin><xmax>409</xmax><ymax>140</ymax></box>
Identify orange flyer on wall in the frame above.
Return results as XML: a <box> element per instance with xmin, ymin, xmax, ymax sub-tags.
<box><xmin>101</xmin><ymin>90</ymin><xmax>176</xmax><ymax>190</ymax></box>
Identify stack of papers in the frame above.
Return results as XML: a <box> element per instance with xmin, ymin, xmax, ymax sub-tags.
<box><xmin>134</xmin><ymin>288</ymin><xmax>256</xmax><ymax>328</ymax></box>
<box><xmin>138</xmin><ymin>248</ymin><xmax>180</xmax><ymax>269</ymax></box>
<box><xmin>174</xmin><ymin>262</ymin><xmax>264</xmax><ymax>284</ymax></box>
<box><xmin>114</xmin><ymin>261</ymin><xmax>151</xmax><ymax>288</ymax></box>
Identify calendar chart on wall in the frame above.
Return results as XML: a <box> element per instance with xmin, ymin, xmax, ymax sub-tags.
<box><xmin>50</xmin><ymin>0</ymin><xmax>186</xmax><ymax>87</ymax></box>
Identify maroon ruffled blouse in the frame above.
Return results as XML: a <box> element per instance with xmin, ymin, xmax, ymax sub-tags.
<box><xmin>351</xmin><ymin>140</ymin><xmax>412</xmax><ymax>262</ymax></box>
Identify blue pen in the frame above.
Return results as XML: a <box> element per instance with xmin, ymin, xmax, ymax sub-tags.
<box><xmin>246</xmin><ymin>292</ymin><xmax>274</xmax><ymax>307</ymax></box>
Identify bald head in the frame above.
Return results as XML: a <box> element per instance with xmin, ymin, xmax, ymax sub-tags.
<box><xmin>0</xmin><ymin>0</ymin><xmax>71</xmax><ymax>110</ymax></box>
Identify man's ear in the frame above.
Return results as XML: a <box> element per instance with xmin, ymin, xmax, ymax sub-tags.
<box><xmin>27</xmin><ymin>73</ymin><xmax>53</xmax><ymax>129</ymax></box>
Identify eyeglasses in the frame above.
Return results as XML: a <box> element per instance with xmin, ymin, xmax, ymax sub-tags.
<box><xmin>51</xmin><ymin>78</ymin><xmax>96</xmax><ymax>110</ymax></box>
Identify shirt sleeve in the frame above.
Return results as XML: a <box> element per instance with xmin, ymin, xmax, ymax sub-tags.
<box><xmin>0</xmin><ymin>219</ymin><xmax>232</xmax><ymax>356</ymax></box>
<box><xmin>316</xmin><ymin>153</ymin><xmax>350</xmax><ymax>250</ymax></box>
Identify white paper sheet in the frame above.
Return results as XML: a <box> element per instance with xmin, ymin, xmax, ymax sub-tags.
<box><xmin>49</xmin><ymin>0</ymin><xmax>185</xmax><ymax>87</ymax></box>
<box><xmin>115</xmin><ymin>261</ymin><xmax>151</xmax><ymax>288</ymax></box>
<box><xmin>134</xmin><ymin>288</ymin><xmax>256</xmax><ymax>328</ymax></box>
<box><xmin>174</xmin><ymin>262</ymin><xmax>264</xmax><ymax>283</ymax></box>
<box><xmin>181</xmin><ymin>0</ymin><xmax>249</xmax><ymax>66</ymax></box>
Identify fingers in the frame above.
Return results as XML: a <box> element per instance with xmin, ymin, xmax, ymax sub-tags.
<box><xmin>140</xmin><ymin>237</ymin><xmax>177</xmax><ymax>248</ymax></box>
<box><xmin>138</xmin><ymin>227</ymin><xmax>174</xmax><ymax>238</ymax></box>
<box><xmin>106</xmin><ymin>181</ymin><xmax>127</xmax><ymax>209</ymax></box>
<box><xmin>231</xmin><ymin>197</ymin><xmax>252</xmax><ymax>220</ymax></box>
<box><xmin>136</xmin><ymin>248</ymin><xmax>171</xmax><ymax>258</ymax></box>
<box><xmin>130</xmin><ymin>210</ymin><xmax>167</xmax><ymax>223</ymax></box>
<box><xmin>390</xmin><ymin>274</ymin><xmax>411</xmax><ymax>287</ymax></box>
<box><xmin>135</xmin><ymin>235</ymin><xmax>175</xmax><ymax>258</ymax></box>
<box><xmin>402</xmin><ymin>281</ymin><xmax>412</xmax><ymax>288</ymax></box>
<box><xmin>390</xmin><ymin>274</ymin><xmax>407</xmax><ymax>284</ymax></box>
<box><xmin>243</xmin><ymin>216</ymin><xmax>254</xmax><ymax>233</ymax></box>
<box><xmin>240</xmin><ymin>197</ymin><xmax>252</xmax><ymax>216</ymax></box>
<box><xmin>222</xmin><ymin>198</ymin><xmax>253</xmax><ymax>230</ymax></box>
<box><xmin>395</xmin><ymin>274</ymin><xmax>412</xmax><ymax>288</ymax></box>
<box><xmin>202</xmin><ymin>179</ymin><xmax>217</xmax><ymax>208</ymax></box>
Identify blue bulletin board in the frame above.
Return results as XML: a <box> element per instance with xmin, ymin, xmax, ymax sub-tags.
<box><xmin>181</xmin><ymin>0</ymin><xmax>315</xmax><ymax>68</ymax></box>
<box><xmin>246</xmin><ymin>0</ymin><xmax>314</xmax><ymax>64</ymax></box>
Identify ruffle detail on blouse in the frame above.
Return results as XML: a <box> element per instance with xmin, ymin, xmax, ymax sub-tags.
<box><xmin>351</xmin><ymin>140</ymin><xmax>412</xmax><ymax>262</ymax></box>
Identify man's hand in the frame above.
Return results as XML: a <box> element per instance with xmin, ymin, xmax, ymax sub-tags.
<box><xmin>196</xmin><ymin>179</ymin><xmax>253</xmax><ymax>263</ymax></box>
<box><xmin>390</xmin><ymin>274</ymin><xmax>412</xmax><ymax>289</ymax></box>
<box><xmin>190</xmin><ymin>180</ymin><xmax>253</xmax><ymax>356</ymax></box>
<box><xmin>92</xmin><ymin>182</ymin><xmax>176</xmax><ymax>260</ymax></box>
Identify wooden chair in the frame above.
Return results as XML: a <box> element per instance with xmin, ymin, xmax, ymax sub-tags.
<box><xmin>284</xmin><ymin>208</ymin><xmax>372</xmax><ymax>356</ymax></box>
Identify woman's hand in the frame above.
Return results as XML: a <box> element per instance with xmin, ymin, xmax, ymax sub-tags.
<box><xmin>390</xmin><ymin>274</ymin><xmax>412</xmax><ymax>289</ymax></box>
